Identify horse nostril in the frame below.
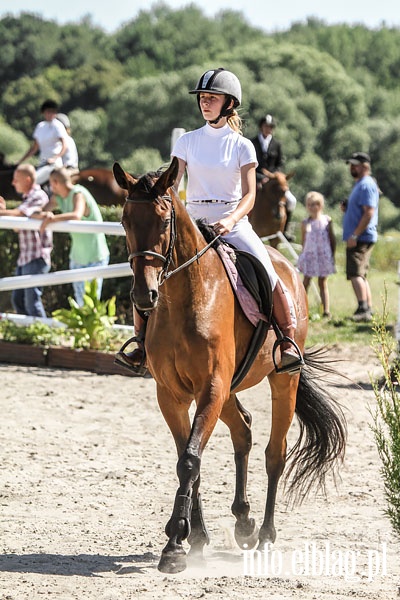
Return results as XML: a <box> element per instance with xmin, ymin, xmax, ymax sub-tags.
<box><xmin>150</xmin><ymin>289</ymin><xmax>158</xmax><ymax>304</ymax></box>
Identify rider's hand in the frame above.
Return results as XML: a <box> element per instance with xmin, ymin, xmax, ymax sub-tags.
<box><xmin>212</xmin><ymin>216</ymin><xmax>236</xmax><ymax>236</ymax></box>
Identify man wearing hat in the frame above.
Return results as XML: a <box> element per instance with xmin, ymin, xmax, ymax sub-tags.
<box><xmin>342</xmin><ymin>151</ymin><xmax>380</xmax><ymax>322</ymax></box>
<box><xmin>252</xmin><ymin>114</ymin><xmax>283</xmax><ymax>175</ymax></box>
<box><xmin>251</xmin><ymin>114</ymin><xmax>297</xmax><ymax>241</ymax></box>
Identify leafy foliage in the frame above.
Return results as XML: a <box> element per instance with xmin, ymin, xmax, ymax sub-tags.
<box><xmin>0</xmin><ymin>318</ymin><xmax>64</xmax><ymax>346</ymax></box>
<box><xmin>370</xmin><ymin>298</ymin><xmax>400</xmax><ymax>535</ymax></box>
<box><xmin>1</xmin><ymin>8</ymin><xmax>400</xmax><ymax>203</ymax></box>
<box><xmin>52</xmin><ymin>280</ymin><xmax>117</xmax><ymax>350</ymax></box>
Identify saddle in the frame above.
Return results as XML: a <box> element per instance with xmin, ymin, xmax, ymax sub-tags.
<box><xmin>217</xmin><ymin>244</ymin><xmax>273</xmax><ymax>390</ymax></box>
<box><xmin>197</xmin><ymin>221</ymin><xmax>276</xmax><ymax>390</ymax></box>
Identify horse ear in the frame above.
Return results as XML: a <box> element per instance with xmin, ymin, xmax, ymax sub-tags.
<box><xmin>113</xmin><ymin>162</ymin><xmax>129</xmax><ymax>190</ymax></box>
<box><xmin>154</xmin><ymin>157</ymin><xmax>179</xmax><ymax>195</ymax></box>
<box><xmin>286</xmin><ymin>171</ymin><xmax>295</xmax><ymax>181</ymax></box>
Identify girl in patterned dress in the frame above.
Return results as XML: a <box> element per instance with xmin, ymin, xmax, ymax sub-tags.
<box><xmin>297</xmin><ymin>191</ymin><xmax>336</xmax><ymax>317</ymax></box>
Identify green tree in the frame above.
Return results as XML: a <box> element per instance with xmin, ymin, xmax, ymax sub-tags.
<box><xmin>69</xmin><ymin>108</ymin><xmax>111</xmax><ymax>167</ymax></box>
<box><xmin>0</xmin><ymin>13</ymin><xmax>60</xmax><ymax>85</ymax></box>
<box><xmin>1</xmin><ymin>75</ymin><xmax>60</xmax><ymax>138</ymax></box>
<box><xmin>0</xmin><ymin>120</ymin><xmax>29</xmax><ymax>163</ymax></box>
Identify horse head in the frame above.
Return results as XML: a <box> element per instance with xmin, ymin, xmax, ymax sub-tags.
<box><xmin>113</xmin><ymin>158</ymin><xmax>179</xmax><ymax>311</ymax></box>
<box><xmin>262</xmin><ymin>172</ymin><xmax>289</xmax><ymax>222</ymax></box>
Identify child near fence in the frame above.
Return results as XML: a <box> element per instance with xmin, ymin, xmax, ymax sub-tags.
<box><xmin>297</xmin><ymin>191</ymin><xmax>336</xmax><ymax>317</ymax></box>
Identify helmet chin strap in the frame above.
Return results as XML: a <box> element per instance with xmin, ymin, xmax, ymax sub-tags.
<box><xmin>208</xmin><ymin>115</ymin><xmax>223</xmax><ymax>125</ymax></box>
<box><xmin>205</xmin><ymin>97</ymin><xmax>234</xmax><ymax>125</ymax></box>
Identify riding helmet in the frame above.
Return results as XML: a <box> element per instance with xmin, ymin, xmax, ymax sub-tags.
<box><xmin>189</xmin><ymin>68</ymin><xmax>242</xmax><ymax>107</ymax></box>
<box><xmin>57</xmin><ymin>113</ymin><xmax>71</xmax><ymax>129</ymax></box>
<box><xmin>189</xmin><ymin>68</ymin><xmax>242</xmax><ymax>124</ymax></box>
<box><xmin>259</xmin><ymin>114</ymin><xmax>276</xmax><ymax>127</ymax></box>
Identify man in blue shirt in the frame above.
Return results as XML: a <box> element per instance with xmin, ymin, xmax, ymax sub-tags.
<box><xmin>342</xmin><ymin>152</ymin><xmax>379</xmax><ymax>322</ymax></box>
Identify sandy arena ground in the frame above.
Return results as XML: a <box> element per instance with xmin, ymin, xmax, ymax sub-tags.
<box><xmin>1</xmin><ymin>345</ymin><xmax>399</xmax><ymax>599</ymax></box>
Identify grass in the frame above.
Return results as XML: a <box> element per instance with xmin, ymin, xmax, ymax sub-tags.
<box><xmin>277</xmin><ymin>236</ymin><xmax>399</xmax><ymax>348</ymax></box>
<box><xmin>306</xmin><ymin>268</ymin><xmax>398</xmax><ymax>346</ymax></box>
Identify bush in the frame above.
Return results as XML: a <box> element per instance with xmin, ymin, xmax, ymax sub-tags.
<box><xmin>370</xmin><ymin>299</ymin><xmax>400</xmax><ymax>535</ymax></box>
<box><xmin>0</xmin><ymin>318</ymin><xmax>64</xmax><ymax>346</ymax></box>
<box><xmin>52</xmin><ymin>279</ymin><xmax>117</xmax><ymax>350</ymax></box>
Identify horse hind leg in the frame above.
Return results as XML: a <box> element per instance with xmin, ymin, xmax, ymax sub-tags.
<box><xmin>220</xmin><ymin>394</ymin><xmax>259</xmax><ymax>550</ymax></box>
<box><xmin>258</xmin><ymin>372</ymin><xmax>298</xmax><ymax>548</ymax></box>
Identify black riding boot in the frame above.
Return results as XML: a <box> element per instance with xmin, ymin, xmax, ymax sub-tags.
<box><xmin>114</xmin><ymin>323</ymin><xmax>150</xmax><ymax>377</ymax></box>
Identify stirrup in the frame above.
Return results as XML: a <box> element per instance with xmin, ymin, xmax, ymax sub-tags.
<box><xmin>272</xmin><ymin>336</ymin><xmax>304</xmax><ymax>374</ymax></box>
<box><xmin>114</xmin><ymin>335</ymin><xmax>150</xmax><ymax>377</ymax></box>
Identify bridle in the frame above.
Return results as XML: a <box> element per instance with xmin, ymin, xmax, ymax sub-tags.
<box><xmin>125</xmin><ymin>192</ymin><xmax>220</xmax><ymax>286</ymax></box>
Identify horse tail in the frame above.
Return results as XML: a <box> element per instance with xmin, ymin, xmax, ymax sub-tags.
<box><xmin>285</xmin><ymin>347</ymin><xmax>347</xmax><ymax>502</ymax></box>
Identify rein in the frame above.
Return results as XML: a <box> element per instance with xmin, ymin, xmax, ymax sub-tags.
<box><xmin>125</xmin><ymin>193</ymin><xmax>220</xmax><ymax>285</ymax></box>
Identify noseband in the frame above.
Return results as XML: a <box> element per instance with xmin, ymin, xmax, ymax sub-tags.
<box><xmin>125</xmin><ymin>192</ymin><xmax>220</xmax><ymax>285</ymax></box>
<box><xmin>125</xmin><ymin>194</ymin><xmax>176</xmax><ymax>285</ymax></box>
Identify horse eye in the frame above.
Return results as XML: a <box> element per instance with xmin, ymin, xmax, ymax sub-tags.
<box><xmin>163</xmin><ymin>218</ymin><xmax>171</xmax><ymax>231</ymax></box>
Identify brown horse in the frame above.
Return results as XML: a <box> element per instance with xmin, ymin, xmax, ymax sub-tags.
<box><xmin>0</xmin><ymin>155</ymin><xmax>18</xmax><ymax>200</ymax></box>
<box><xmin>0</xmin><ymin>158</ymin><xmax>124</xmax><ymax>205</ymax></box>
<box><xmin>73</xmin><ymin>168</ymin><xmax>126</xmax><ymax>205</ymax></box>
<box><xmin>249</xmin><ymin>171</ymin><xmax>294</xmax><ymax>247</ymax></box>
<box><xmin>113</xmin><ymin>158</ymin><xmax>346</xmax><ymax>574</ymax></box>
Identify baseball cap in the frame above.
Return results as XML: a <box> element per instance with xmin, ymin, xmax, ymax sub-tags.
<box><xmin>346</xmin><ymin>152</ymin><xmax>371</xmax><ymax>165</ymax></box>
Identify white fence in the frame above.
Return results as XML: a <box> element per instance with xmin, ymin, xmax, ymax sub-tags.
<box><xmin>0</xmin><ymin>217</ymin><xmax>297</xmax><ymax>293</ymax></box>
<box><xmin>0</xmin><ymin>216</ymin><xmax>131</xmax><ymax>292</ymax></box>
<box><xmin>0</xmin><ymin>215</ymin><xmax>322</xmax><ymax>321</ymax></box>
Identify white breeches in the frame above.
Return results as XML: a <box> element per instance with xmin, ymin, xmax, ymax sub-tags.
<box><xmin>187</xmin><ymin>201</ymin><xmax>278</xmax><ymax>289</ymax></box>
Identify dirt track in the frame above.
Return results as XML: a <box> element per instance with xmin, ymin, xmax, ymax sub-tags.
<box><xmin>1</xmin><ymin>345</ymin><xmax>399</xmax><ymax>599</ymax></box>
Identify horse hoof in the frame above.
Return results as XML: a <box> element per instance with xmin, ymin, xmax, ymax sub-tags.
<box><xmin>258</xmin><ymin>525</ymin><xmax>276</xmax><ymax>549</ymax></box>
<box><xmin>234</xmin><ymin>518</ymin><xmax>259</xmax><ymax>550</ymax></box>
<box><xmin>158</xmin><ymin>549</ymin><xmax>187</xmax><ymax>574</ymax></box>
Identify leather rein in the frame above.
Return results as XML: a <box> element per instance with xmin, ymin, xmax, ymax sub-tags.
<box><xmin>125</xmin><ymin>192</ymin><xmax>220</xmax><ymax>286</ymax></box>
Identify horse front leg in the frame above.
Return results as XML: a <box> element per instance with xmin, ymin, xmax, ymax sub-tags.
<box><xmin>220</xmin><ymin>394</ymin><xmax>259</xmax><ymax>550</ymax></box>
<box><xmin>187</xmin><ymin>478</ymin><xmax>210</xmax><ymax>561</ymax></box>
<box><xmin>156</xmin><ymin>384</ymin><xmax>193</xmax><ymax>573</ymax></box>
<box><xmin>259</xmin><ymin>372</ymin><xmax>298</xmax><ymax>548</ymax></box>
<box><xmin>158</xmin><ymin>384</ymin><xmax>226</xmax><ymax>574</ymax></box>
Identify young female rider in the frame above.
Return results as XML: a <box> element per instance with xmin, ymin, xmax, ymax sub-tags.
<box><xmin>115</xmin><ymin>68</ymin><xmax>304</xmax><ymax>375</ymax></box>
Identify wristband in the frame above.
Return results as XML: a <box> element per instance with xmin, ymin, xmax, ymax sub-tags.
<box><xmin>350</xmin><ymin>234</ymin><xmax>358</xmax><ymax>241</ymax></box>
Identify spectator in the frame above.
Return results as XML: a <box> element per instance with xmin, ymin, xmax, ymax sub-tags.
<box><xmin>0</xmin><ymin>164</ymin><xmax>52</xmax><ymax>317</ymax></box>
<box><xmin>252</xmin><ymin>114</ymin><xmax>283</xmax><ymax>176</ymax></box>
<box><xmin>342</xmin><ymin>152</ymin><xmax>380</xmax><ymax>322</ymax></box>
<box><xmin>56</xmin><ymin>113</ymin><xmax>79</xmax><ymax>173</ymax></box>
<box><xmin>251</xmin><ymin>114</ymin><xmax>297</xmax><ymax>241</ymax></box>
<box><xmin>17</xmin><ymin>99</ymin><xmax>68</xmax><ymax>186</ymax></box>
<box><xmin>40</xmin><ymin>167</ymin><xmax>109</xmax><ymax>307</ymax></box>
<box><xmin>297</xmin><ymin>191</ymin><xmax>336</xmax><ymax>317</ymax></box>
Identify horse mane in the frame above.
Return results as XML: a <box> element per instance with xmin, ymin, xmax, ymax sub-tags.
<box><xmin>133</xmin><ymin>163</ymin><xmax>173</xmax><ymax>195</ymax></box>
<box><xmin>196</xmin><ymin>219</ymin><xmax>221</xmax><ymax>246</ymax></box>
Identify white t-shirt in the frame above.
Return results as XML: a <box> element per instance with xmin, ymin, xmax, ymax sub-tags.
<box><xmin>172</xmin><ymin>123</ymin><xmax>257</xmax><ymax>203</ymax></box>
<box><xmin>33</xmin><ymin>119</ymin><xmax>68</xmax><ymax>163</ymax></box>
<box><xmin>171</xmin><ymin>122</ymin><xmax>278</xmax><ymax>288</ymax></box>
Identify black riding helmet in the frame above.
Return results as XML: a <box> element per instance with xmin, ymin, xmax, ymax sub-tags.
<box><xmin>189</xmin><ymin>68</ymin><xmax>242</xmax><ymax>124</ymax></box>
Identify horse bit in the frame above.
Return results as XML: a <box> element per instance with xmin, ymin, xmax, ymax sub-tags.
<box><xmin>125</xmin><ymin>193</ymin><xmax>220</xmax><ymax>285</ymax></box>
